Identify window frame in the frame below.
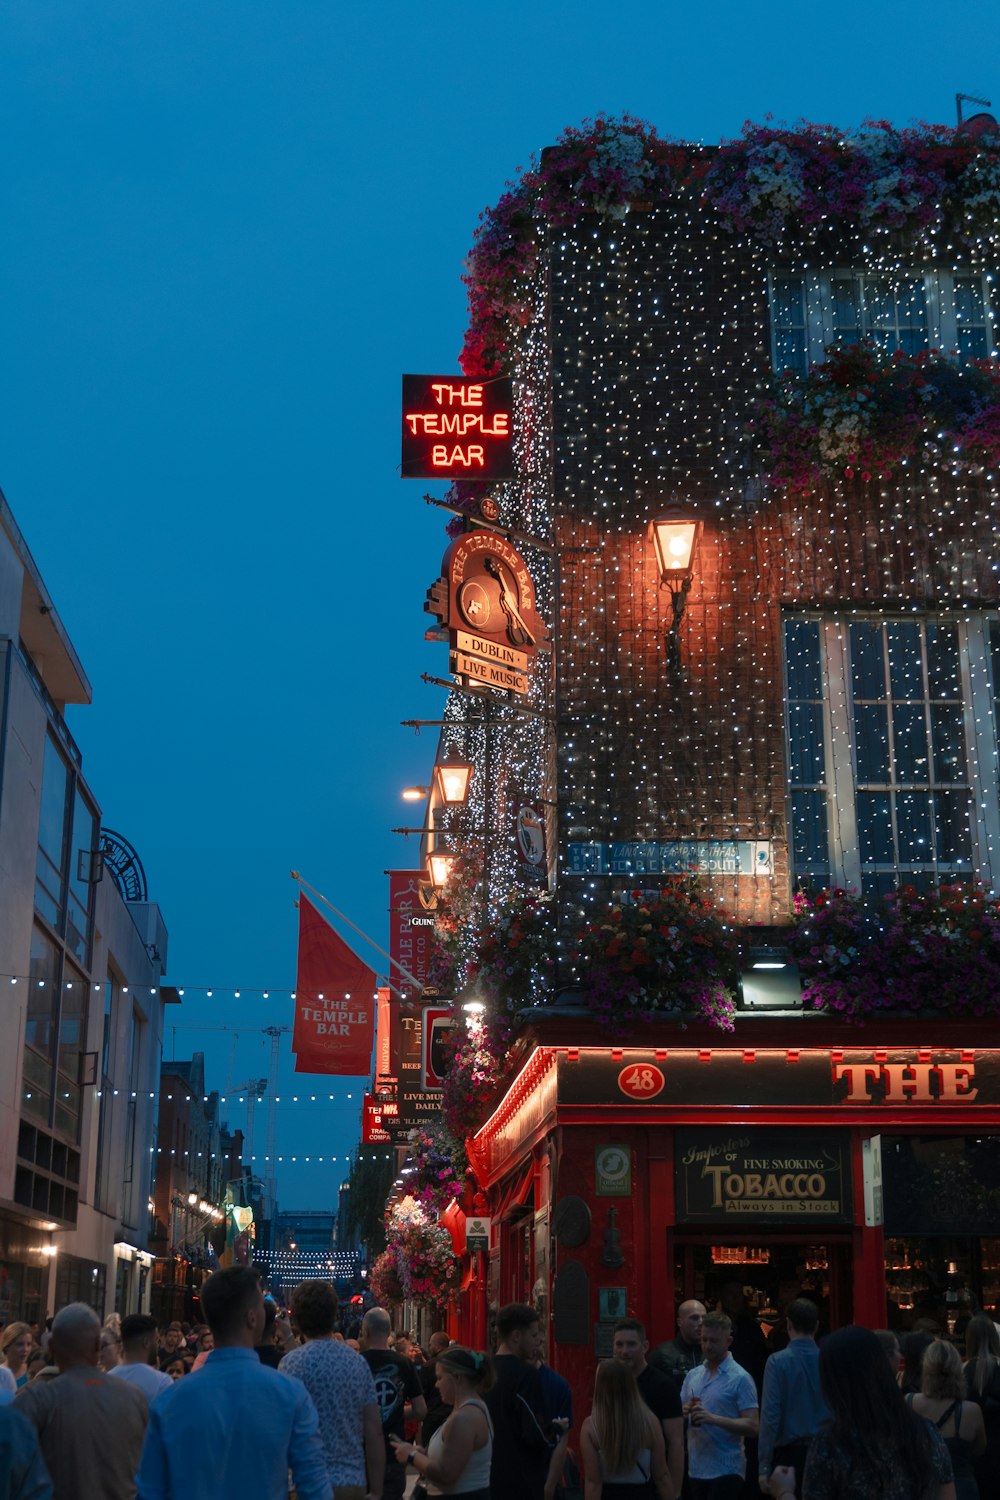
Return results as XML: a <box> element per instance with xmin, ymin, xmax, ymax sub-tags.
<box><xmin>783</xmin><ymin>611</ymin><xmax>1000</xmax><ymax>895</ymax></box>
<box><xmin>768</xmin><ymin>268</ymin><xmax>997</xmax><ymax>375</ymax></box>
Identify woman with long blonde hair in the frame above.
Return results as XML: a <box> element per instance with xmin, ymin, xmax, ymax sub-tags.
<box><xmin>908</xmin><ymin>1339</ymin><xmax>984</xmax><ymax>1500</ymax></box>
<box><xmin>0</xmin><ymin>1322</ymin><xmax>34</xmax><ymax>1391</ymax></box>
<box><xmin>581</xmin><ymin>1359</ymin><xmax>673</xmax><ymax>1500</ymax></box>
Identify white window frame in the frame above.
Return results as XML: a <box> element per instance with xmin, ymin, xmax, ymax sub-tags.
<box><xmin>768</xmin><ymin>269</ymin><xmax>996</xmax><ymax>374</ymax></box>
<box><xmin>784</xmin><ymin>612</ymin><xmax>1000</xmax><ymax>894</ymax></box>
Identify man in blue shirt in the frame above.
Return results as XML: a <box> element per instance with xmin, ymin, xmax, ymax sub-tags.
<box><xmin>0</xmin><ymin>1404</ymin><xmax>51</xmax><ymax>1499</ymax></box>
<box><xmin>757</xmin><ymin>1299</ymin><xmax>828</xmax><ymax>1499</ymax></box>
<box><xmin>680</xmin><ymin>1311</ymin><xmax>759</xmax><ymax>1500</ymax></box>
<box><xmin>136</xmin><ymin>1266</ymin><xmax>330</xmax><ymax>1500</ymax></box>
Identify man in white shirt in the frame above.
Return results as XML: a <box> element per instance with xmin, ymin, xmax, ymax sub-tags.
<box><xmin>109</xmin><ymin>1316</ymin><xmax>173</xmax><ymax>1403</ymax></box>
<box><xmin>681</xmin><ymin>1311</ymin><xmax>759</xmax><ymax>1500</ymax></box>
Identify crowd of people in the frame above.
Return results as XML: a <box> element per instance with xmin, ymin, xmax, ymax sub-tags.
<box><xmin>0</xmin><ymin>1276</ymin><xmax>999</xmax><ymax>1500</ymax></box>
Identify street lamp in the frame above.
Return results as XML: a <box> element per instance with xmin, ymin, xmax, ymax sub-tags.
<box><xmin>434</xmin><ymin>756</ymin><xmax>474</xmax><ymax>806</ymax></box>
<box><xmin>402</xmin><ymin>786</ymin><xmax>429</xmax><ymax>802</ymax></box>
<box><xmin>649</xmin><ymin>508</ymin><xmax>703</xmax><ymax>669</ymax></box>
<box><xmin>427</xmin><ymin>851</ymin><xmax>456</xmax><ymax>889</ymax></box>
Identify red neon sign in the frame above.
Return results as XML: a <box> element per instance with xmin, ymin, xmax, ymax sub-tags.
<box><xmin>401</xmin><ymin>375</ymin><xmax>515</xmax><ymax>480</ymax></box>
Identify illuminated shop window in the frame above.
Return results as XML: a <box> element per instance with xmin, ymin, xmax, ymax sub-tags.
<box><xmin>784</xmin><ymin>614</ymin><xmax>1000</xmax><ymax>899</ymax></box>
<box><xmin>769</xmin><ymin>270</ymin><xmax>994</xmax><ymax>374</ymax></box>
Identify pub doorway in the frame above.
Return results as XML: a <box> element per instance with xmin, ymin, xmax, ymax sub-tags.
<box><xmin>672</xmin><ymin>1236</ymin><xmax>854</xmax><ymax>1344</ymax></box>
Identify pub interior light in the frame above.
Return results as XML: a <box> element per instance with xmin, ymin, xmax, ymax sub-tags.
<box><xmin>427</xmin><ymin>851</ymin><xmax>456</xmax><ymax>889</ymax></box>
<box><xmin>739</xmin><ymin>947</ymin><xmax>802</xmax><ymax>1010</ymax></box>
<box><xmin>434</xmin><ymin>757</ymin><xmax>474</xmax><ymax>806</ymax></box>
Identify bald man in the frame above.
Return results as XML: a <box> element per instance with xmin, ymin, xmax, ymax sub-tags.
<box><xmin>15</xmin><ymin>1302</ymin><xmax>149</xmax><ymax>1500</ymax></box>
<box><xmin>360</xmin><ymin>1309</ymin><xmax>426</xmax><ymax>1500</ymax></box>
<box><xmin>652</xmin><ymin>1301</ymin><xmax>707</xmax><ymax>1395</ymax></box>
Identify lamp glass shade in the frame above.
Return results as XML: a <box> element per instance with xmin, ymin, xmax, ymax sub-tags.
<box><xmin>427</xmin><ymin>851</ymin><xmax>456</xmax><ymax>889</ymax></box>
<box><xmin>434</xmin><ymin>760</ymin><xmax>473</xmax><ymax>805</ymax></box>
<box><xmin>650</xmin><ymin>515</ymin><xmax>701</xmax><ymax>581</ymax></box>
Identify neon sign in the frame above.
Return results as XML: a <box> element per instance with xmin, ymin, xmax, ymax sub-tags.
<box><xmin>401</xmin><ymin>375</ymin><xmax>515</xmax><ymax>480</ymax></box>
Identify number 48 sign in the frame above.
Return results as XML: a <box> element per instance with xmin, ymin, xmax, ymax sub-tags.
<box><xmin>617</xmin><ymin>1063</ymin><xmax>666</xmax><ymax>1100</ymax></box>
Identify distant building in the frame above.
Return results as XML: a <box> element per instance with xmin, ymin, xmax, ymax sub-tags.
<box><xmin>275</xmin><ymin>1208</ymin><xmax>336</xmax><ymax>1252</ymax></box>
<box><xmin>0</xmin><ymin>489</ymin><xmax>170</xmax><ymax>1321</ymax></box>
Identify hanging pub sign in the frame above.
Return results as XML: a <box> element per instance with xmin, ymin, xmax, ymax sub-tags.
<box><xmin>362</xmin><ymin>1093</ymin><xmax>395</xmax><ymax>1144</ymax></box>
<box><xmin>675</xmin><ymin>1129</ymin><xmax>853</xmax><ymax>1226</ymax></box>
<box><xmin>422</xmin><ymin>1006</ymin><xmax>457</xmax><ymax>1090</ymax></box>
<box><xmin>426</xmin><ymin>530</ymin><xmax>550</xmax><ymax>696</ymax></box>
<box><xmin>516</xmin><ymin>802</ymin><xmax>548</xmax><ymax>885</ymax></box>
<box><xmin>401</xmin><ymin>376</ymin><xmax>515</xmax><ymax>480</ymax></box>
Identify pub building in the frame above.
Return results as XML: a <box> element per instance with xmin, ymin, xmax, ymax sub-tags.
<box><xmin>403</xmin><ymin>113</ymin><xmax>1000</xmax><ymax>1418</ymax></box>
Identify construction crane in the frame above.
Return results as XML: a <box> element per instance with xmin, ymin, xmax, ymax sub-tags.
<box><xmin>261</xmin><ymin>1026</ymin><xmax>290</xmax><ymax>1223</ymax></box>
<box><xmin>233</xmin><ymin>1077</ymin><xmax>268</xmax><ymax>1181</ymax></box>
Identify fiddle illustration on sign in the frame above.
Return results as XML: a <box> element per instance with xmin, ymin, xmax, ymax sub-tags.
<box><xmin>426</xmin><ymin>529</ymin><xmax>550</xmax><ymax>696</ymax></box>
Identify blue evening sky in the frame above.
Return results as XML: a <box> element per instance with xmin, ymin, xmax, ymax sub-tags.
<box><xmin>1</xmin><ymin>0</ymin><xmax>994</xmax><ymax>1209</ymax></box>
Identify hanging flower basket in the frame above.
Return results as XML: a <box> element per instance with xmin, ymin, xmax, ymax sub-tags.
<box><xmin>573</xmin><ymin>877</ymin><xmax>740</xmax><ymax>1032</ymax></box>
<box><xmin>407</xmin><ymin>1123</ymin><xmax>466</xmax><ymax>1216</ymax></box>
<box><xmin>789</xmin><ymin>883</ymin><xmax>1000</xmax><ymax>1020</ymax></box>
<box><xmin>756</xmin><ymin>342</ymin><xmax>1000</xmax><ymax>491</ymax></box>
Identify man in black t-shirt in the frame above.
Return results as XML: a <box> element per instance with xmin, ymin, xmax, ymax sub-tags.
<box><xmin>360</xmin><ymin>1307</ymin><xmax>426</xmax><ymax>1500</ymax></box>
<box><xmin>486</xmin><ymin>1303</ymin><xmax>563</xmax><ymax>1500</ymax></box>
<box><xmin>613</xmin><ymin>1318</ymin><xmax>684</xmax><ymax>1498</ymax></box>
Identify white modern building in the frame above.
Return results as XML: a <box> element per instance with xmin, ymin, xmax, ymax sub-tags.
<box><xmin>0</xmin><ymin>490</ymin><xmax>172</xmax><ymax>1322</ymax></box>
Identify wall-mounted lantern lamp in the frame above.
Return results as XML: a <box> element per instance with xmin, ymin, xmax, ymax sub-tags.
<box><xmin>649</xmin><ymin>509</ymin><xmax>703</xmax><ymax>669</ymax></box>
<box><xmin>427</xmin><ymin>851</ymin><xmax>456</xmax><ymax>889</ymax></box>
<box><xmin>738</xmin><ymin>946</ymin><xmax>802</xmax><ymax>1011</ymax></box>
<box><xmin>434</xmin><ymin>756</ymin><xmax>474</xmax><ymax>807</ymax></box>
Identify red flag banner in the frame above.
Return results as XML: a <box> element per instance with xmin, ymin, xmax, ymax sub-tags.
<box><xmin>388</xmin><ymin>870</ymin><xmax>435</xmax><ymax>997</ymax></box>
<box><xmin>293</xmin><ymin>894</ymin><xmax>375</xmax><ymax>1075</ymax></box>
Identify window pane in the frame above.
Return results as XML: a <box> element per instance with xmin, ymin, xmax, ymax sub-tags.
<box><xmin>832</xmin><ymin>278</ymin><xmax>862</xmax><ymax>341</ymax></box>
<box><xmin>772</xmin><ymin>276</ymin><xmax>805</xmax><ymax>326</ymax></box>
<box><xmin>774</xmin><ymin>330</ymin><xmax>806</xmax><ymax>374</ymax></box>
<box><xmin>69</xmin><ymin>791</ymin><xmax>97</xmax><ymax>914</ymax></box>
<box><xmin>788</xmin><ymin>703</ymin><xmax>825</xmax><ymax>783</ymax></box>
<box><xmin>896</xmin><ymin>791</ymin><xmax>933</xmax><ymax>862</ymax></box>
<box><xmin>857</xmin><ymin>792</ymin><xmax>894</xmax><ymax>864</ymax></box>
<box><xmin>930</xmin><ymin>704</ymin><xmax>967</xmax><ymax>783</ymax></box>
<box><xmin>855</xmin><ymin>703</ymin><xmax>891</xmax><ymax>782</ymax></box>
<box><xmin>866</xmin><ymin>277</ymin><xmax>895</xmax><ymax>330</ymax></box>
<box><xmin>934</xmin><ymin>790</ymin><xmax>974</xmax><ymax>865</ymax></box>
<box><xmin>785</xmin><ymin>619</ymin><xmax>823</xmax><ymax>700</ymax></box>
<box><xmin>38</xmin><ymin>738</ymin><xmax>69</xmax><ymax>869</ymax></box>
<box><xmin>27</xmin><ymin>927</ymin><xmax>59</xmax><ymax>1059</ymax></box>
<box><xmin>887</xmin><ymin>621</ymin><xmax>923</xmax><ymax>700</ymax></box>
<box><xmin>850</xmin><ymin>623</ymin><xmax>886</xmax><ymax>700</ymax></box>
<box><xmin>791</xmin><ymin>791</ymin><xmax>829</xmax><ymax>868</ymax></box>
<box><xmin>892</xmin><ymin>703</ymin><xmax>930</xmax><ymax>784</ymax></box>
<box><xmin>926</xmin><ymin>622</ymin><xmax>962</xmax><ymax>699</ymax></box>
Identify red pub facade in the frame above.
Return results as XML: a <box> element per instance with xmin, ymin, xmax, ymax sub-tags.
<box><xmin>410</xmin><ymin>117</ymin><xmax>1000</xmax><ymax>1420</ymax></box>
